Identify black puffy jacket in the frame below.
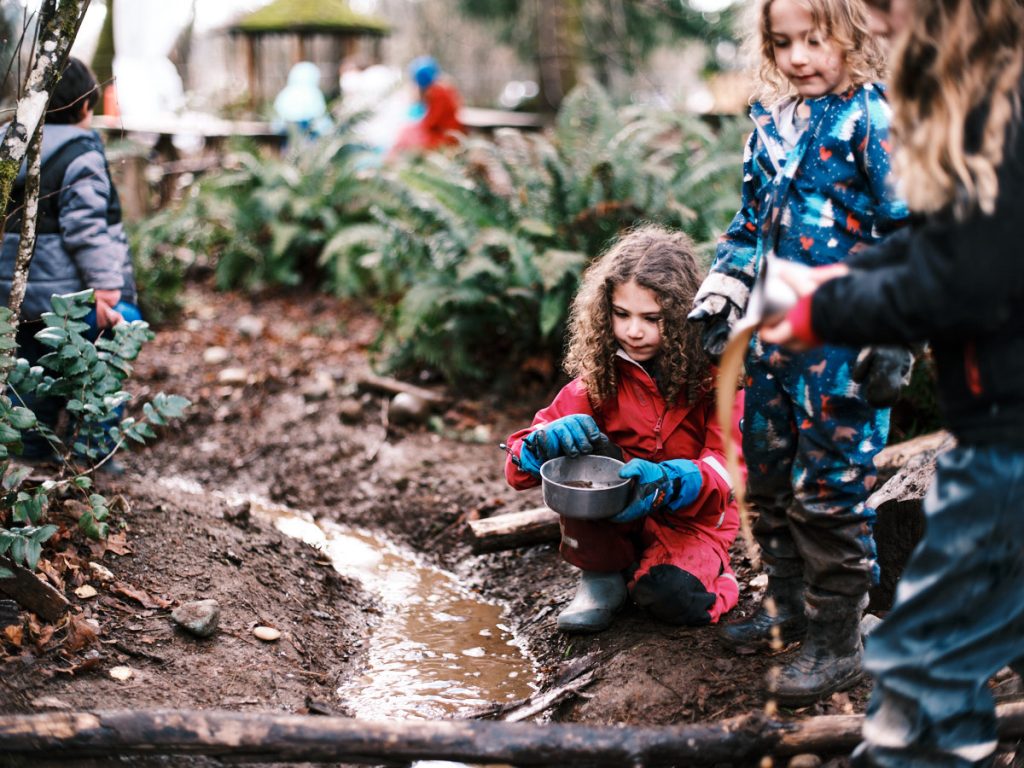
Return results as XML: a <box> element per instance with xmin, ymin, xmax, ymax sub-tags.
<box><xmin>810</xmin><ymin>96</ymin><xmax>1024</xmax><ymax>447</ymax></box>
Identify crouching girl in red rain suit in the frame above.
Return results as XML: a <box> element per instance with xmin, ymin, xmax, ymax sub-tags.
<box><xmin>505</xmin><ymin>225</ymin><xmax>745</xmax><ymax>633</ymax></box>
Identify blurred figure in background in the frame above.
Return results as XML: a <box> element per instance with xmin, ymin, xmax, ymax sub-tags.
<box><xmin>390</xmin><ymin>55</ymin><xmax>465</xmax><ymax>157</ymax></box>
<box><xmin>273</xmin><ymin>61</ymin><xmax>331</xmax><ymax>140</ymax></box>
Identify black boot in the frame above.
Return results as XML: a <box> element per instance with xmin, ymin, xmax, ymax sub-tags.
<box><xmin>770</xmin><ymin>591</ymin><xmax>867</xmax><ymax>707</ymax></box>
<box><xmin>719</xmin><ymin>575</ymin><xmax>807</xmax><ymax>651</ymax></box>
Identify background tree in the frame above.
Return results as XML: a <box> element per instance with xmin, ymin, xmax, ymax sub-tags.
<box><xmin>457</xmin><ymin>0</ymin><xmax>738</xmax><ymax>110</ymax></box>
<box><xmin>90</xmin><ymin>0</ymin><xmax>113</xmax><ymax>114</ymax></box>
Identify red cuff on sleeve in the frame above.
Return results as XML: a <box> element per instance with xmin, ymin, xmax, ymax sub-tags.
<box><xmin>787</xmin><ymin>294</ymin><xmax>823</xmax><ymax>347</ymax></box>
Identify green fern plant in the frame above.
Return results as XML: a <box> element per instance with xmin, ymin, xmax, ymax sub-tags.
<box><xmin>354</xmin><ymin>80</ymin><xmax>745</xmax><ymax>389</ymax></box>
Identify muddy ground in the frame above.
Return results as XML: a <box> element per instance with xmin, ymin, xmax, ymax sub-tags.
<box><xmin>2</xmin><ymin>282</ymin><xmax>1021</xmax><ymax>767</ymax></box>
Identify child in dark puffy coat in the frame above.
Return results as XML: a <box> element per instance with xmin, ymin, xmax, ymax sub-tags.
<box><xmin>1</xmin><ymin>57</ymin><xmax>140</xmax><ymax>468</ymax></box>
<box><xmin>505</xmin><ymin>225</ymin><xmax>744</xmax><ymax>634</ymax></box>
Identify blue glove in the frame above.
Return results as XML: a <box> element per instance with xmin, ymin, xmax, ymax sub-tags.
<box><xmin>518</xmin><ymin>414</ymin><xmax>606</xmax><ymax>477</ymax></box>
<box><xmin>611</xmin><ymin>458</ymin><xmax>703</xmax><ymax>523</ymax></box>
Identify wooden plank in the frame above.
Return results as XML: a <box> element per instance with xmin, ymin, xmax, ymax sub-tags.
<box><xmin>467</xmin><ymin>507</ymin><xmax>559</xmax><ymax>553</ymax></box>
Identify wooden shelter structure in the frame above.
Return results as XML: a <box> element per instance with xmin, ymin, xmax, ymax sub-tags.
<box><xmin>229</xmin><ymin>0</ymin><xmax>391</xmax><ymax>106</ymax></box>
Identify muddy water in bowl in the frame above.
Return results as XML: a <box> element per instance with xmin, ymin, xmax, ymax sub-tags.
<box><xmin>541</xmin><ymin>455</ymin><xmax>631</xmax><ymax>519</ymax></box>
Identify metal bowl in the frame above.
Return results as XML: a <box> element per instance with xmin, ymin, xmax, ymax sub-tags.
<box><xmin>540</xmin><ymin>455</ymin><xmax>631</xmax><ymax>520</ymax></box>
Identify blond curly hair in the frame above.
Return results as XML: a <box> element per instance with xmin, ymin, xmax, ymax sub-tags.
<box><xmin>563</xmin><ymin>225</ymin><xmax>710</xmax><ymax>408</ymax></box>
<box><xmin>747</xmin><ymin>0</ymin><xmax>888</xmax><ymax>102</ymax></box>
<box><xmin>888</xmin><ymin>0</ymin><xmax>1023</xmax><ymax>217</ymax></box>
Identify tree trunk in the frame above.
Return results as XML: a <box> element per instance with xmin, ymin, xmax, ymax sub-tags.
<box><xmin>6</xmin><ymin>120</ymin><xmax>43</xmax><ymax>322</ymax></box>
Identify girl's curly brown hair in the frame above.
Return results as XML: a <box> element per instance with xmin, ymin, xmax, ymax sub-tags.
<box><xmin>563</xmin><ymin>224</ymin><xmax>711</xmax><ymax>408</ymax></box>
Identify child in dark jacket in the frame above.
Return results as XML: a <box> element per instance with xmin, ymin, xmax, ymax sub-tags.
<box><xmin>1</xmin><ymin>57</ymin><xmax>140</xmax><ymax>466</ymax></box>
<box><xmin>505</xmin><ymin>225</ymin><xmax>744</xmax><ymax>633</ymax></box>
<box><xmin>686</xmin><ymin>0</ymin><xmax>909</xmax><ymax>706</ymax></box>
<box><xmin>762</xmin><ymin>0</ymin><xmax>1024</xmax><ymax>763</ymax></box>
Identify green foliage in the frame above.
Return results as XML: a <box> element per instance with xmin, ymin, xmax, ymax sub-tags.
<box><xmin>130</xmin><ymin>131</ymin><xmax>378</xmax><ymax>319</ymax></box>
<box><xmin>457</xmin><ymin>0</ymin><xmax>738</xmax><ymax>78</ymax></box>
<box><xmin>132</xmin><ymin>83</ymin><xmax>745</xmax><ymax>391</ymax></box>
<box><xmin>345</xmin><ymin>81</ymin><xmax>746</xmax><ymax>388</ymax></box>
<box><xmin>0</xmin><ymin>292</ymin><xmax>190</xmax><ymax>572</ymax></box>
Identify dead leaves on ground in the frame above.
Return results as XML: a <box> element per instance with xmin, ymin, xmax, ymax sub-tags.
<box><xmin>1</xmin><ymin>511</ymin><xmax>173</xmax><ymax>673</ymax></box>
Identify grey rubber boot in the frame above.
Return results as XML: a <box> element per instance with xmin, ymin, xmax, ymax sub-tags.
<box><xmin>556</xmin><ymin>570</ymin><xmax>627</xmax><ymax>633</ymax></box>
<box><xmin>718</xmin><ymin>575</ymin><xmax>807</xmax><ymax>650</ymax></box>
<box><xmin>770</xmin><ymin>591</ymin><xmax>868</xmax><ymax>707</ymax></box>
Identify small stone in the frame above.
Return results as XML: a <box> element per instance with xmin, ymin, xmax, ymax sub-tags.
<box><xmin>171</xmin><ymin>599</ymin><xmax>221</xmax><ymax>638</ymax></box>
<box><xmin>203</xmin><ymin>346</ymin><xmax>230</xmax><ymax>365</ymax></box>
<box><xmin>74</xmin><ymin>584</ymin><xmax>98</xmax><ymax>599</ymax></box>
<box><xmin>787</xmin><ymin>754</ymin><xmax>822</xmax><ymax>768</ymax></box>
<box><xmin>109</xmin><ymin>666</ymin><xmax>133</xmax><ymax>681</ymax></box>
<box><xmin>253</xmin><ymin>626</ymin><xmax>281</xmax><ymax>642</ymax></box>
<box><xmin>388</xmin><ymin>392</ymin><xmax>430</xmax><ymax>425</ymax></box>
<box><xmin>302</xmin><ymin>372</ymin><xmax>335</xmax><ymax>402</ymax></box>
<box><xmin>217</xmin><ymin>367</ymin><xmax>249</xmax><ymax>386</ymax></box>
<box><xmin>235</xmin><ymin>315</ymin><xmax>266</xmax><ymax>339</ymax></box>
<box><xmin>89</xmin><ymin>562</ymin><xmax>115</xmax><ymax>582</ymax></box>
<box><xmin>337</xmin><ymin>399</ymin><xmax>363</xmax><ymax>424</ymax></box>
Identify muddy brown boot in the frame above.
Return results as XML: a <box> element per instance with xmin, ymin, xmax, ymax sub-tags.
<box><xmin>556</xmin><ymin>570</ymin><xmax>626</xmax><ymax>633</ymax></box>
<box><xmin>769</xmin><ymin>591</ymin><xmax>868</xmax><ymax>707</ymax></box>
<box><xmin>718</xmin><ymin>575</ymin><xmax>806</xmax><ymax>651</ymax></box>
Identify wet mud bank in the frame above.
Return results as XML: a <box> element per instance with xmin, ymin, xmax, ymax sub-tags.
<box><xmin>0</xmin><ymin>284</ymin><xmax>915</xmax><ymax>767</ymax></box>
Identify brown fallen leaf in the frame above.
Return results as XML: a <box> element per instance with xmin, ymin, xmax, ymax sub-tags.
<box><xmin>111</xmin><ymin>582</ymin><xmax>172</xmax><ymax>609</ymax></box>
<box><xmin>90</xmin><ymin>530</ymin><xmax>132</xmax><ymax>558</ymax></box>
<box><xmin>64</xmin><ymin>614</ymin><xmax>100</xmax><ymax>653</ymax></box>
<box><xmin>27</xmin><ymin>613</ymin><xmax>56</xmax><ymax>650</ymax></box>
<box><xmin>4</xmin><ymin>623</ymin><xmax>24</xmax><ymax>647</ymax></box>
<box><xmin>35</xmin><ymin>559</ymin><xmax>66</xmax><ymax>591</ymax></box>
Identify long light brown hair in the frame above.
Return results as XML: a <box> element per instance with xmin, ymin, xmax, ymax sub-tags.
<box><xmin>749</xmin><ymin>0</ymin><xmax>888</xmax><ymax>102</ymax></box>
<box><xmin>888</xmin><ymin>0</ymin><xmax>1024</xmax><ymax>217</ymax></box>
<box><xmin>563</xmin><ymin>225</ymin><xmax>710</xmax><ymax>408</ymax></box>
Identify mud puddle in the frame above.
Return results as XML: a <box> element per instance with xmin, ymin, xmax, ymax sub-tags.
<box><xmin>159</xmin><ymin>477</ymin><xmax>538</xmax><ymax>722</ymax></box>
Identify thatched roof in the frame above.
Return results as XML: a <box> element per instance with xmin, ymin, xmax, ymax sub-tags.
<box><xmin>230</xmin><ymin>0</ymin><xmax>390</xmax><ymax>36</ymax></box>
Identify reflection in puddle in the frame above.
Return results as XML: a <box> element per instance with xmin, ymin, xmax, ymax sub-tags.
<box><xmin>272</xmin><ymin>510</ymin><xmax>537</xmax><ymax>720</ymax></box>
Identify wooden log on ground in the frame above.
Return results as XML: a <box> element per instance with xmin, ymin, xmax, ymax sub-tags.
<box><xmin>868</xmin><ymin>431</ymin><xmax>956</xmax><ymax>612</ymax></box>
<box><xmin>0</xmin><ymin>556</ymin><xmax>69</xmax><ymax>622</ymax></box>
<box><xmin>467</xmin><ymin>507</ymin><xmax>559</xmax><ymax>553</ymax></box>
<box><xmin>4</xmin><ymin>704</ymin><xmax>1024</xmax><ymax>764</ymax></box>
<box><xmin>873</xmin><ymin>430</ymin><xmax>952</xmax><ymax>485</ymax></box>
<box><xmin>355</xmin><ymin>372</ymin><xmax>449</xmax><ymax>406</ymax></box>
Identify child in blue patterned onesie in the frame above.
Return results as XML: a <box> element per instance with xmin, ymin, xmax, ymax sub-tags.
<box><xmin>687</xmin><ymin>0</ymin><xmax>909</xmax><ymax>706</ymax></box>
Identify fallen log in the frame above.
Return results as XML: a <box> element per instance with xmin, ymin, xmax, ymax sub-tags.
<box><xmin>0</xmin><ymin>556</ymin><xmax>69</xmax><ymax>622</ymax></box>
<box><xmin>868</xmin><ymin>431</ymin><xmax>955</xmax><ymax>611</ymax></box>
<box><xmin>467</xmin><ymin>507</ymin><xmax>559</xmax><ymax>553</ymax></box>
<box><xmin>3</xmin><ymin>704</ymin><xmax>1024</xmax><ymax>764</ymax></box>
